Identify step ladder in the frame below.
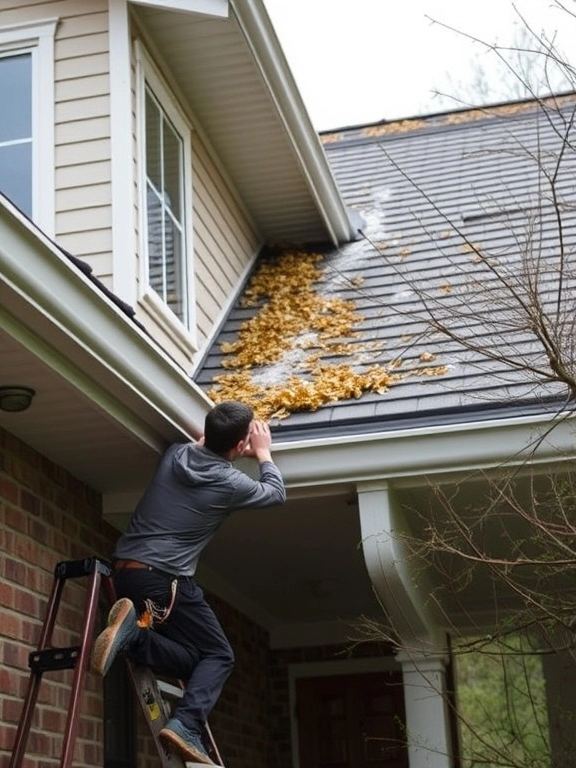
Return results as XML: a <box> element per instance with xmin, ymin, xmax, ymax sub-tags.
<box><xmin>9</xmin><ymin>556</ymin><xmax>223</xmax><ymax>768</ymax></box>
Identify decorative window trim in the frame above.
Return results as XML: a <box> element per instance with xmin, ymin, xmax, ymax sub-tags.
<box><xmin>135</xmin><ymin>41</ymin><xmax>198</xmax><ymax>354</ymax></box>
<box><xmin>0</xmin><ymin>18</ymin><xmax>57</xmax><ymax>236</ymax></box>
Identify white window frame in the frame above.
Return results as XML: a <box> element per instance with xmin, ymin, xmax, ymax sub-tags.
<box><xmin>135</xmin><ymin>42</ymin><xmax>197</xmax><ymax>351</ymax></box>
<box><xmin>0</xmin><ymin>19</ymin><xmax>57</xmax><ymax>237</ymax></box>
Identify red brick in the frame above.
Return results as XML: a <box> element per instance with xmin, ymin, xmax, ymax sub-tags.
<box><xmin>0</xmin><ymin>475</ymin><xmax>19</xmax><ymax>504</ymax></box>
<box><xmin>20</xmin><ymin>490</ymin><xmax>41</xmax><ymax>516</ymax></box>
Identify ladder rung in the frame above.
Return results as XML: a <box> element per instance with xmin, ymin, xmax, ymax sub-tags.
<box><xmin>29</xmin><ymin>646</ymin><xmax>80</xmax><ymax>672</ymax></box>
<box><xmin>54</xmin><ymin>557</ymin><xmax>111</xmax><ymax>580</ymax></box>
<box><xmin>156</xmin><ymin>680</ymin><xmax>183</xmax><ymax>700</ymax></box>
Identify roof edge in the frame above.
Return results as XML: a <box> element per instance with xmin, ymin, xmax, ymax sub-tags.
<box><xmin>0</xmin><ymin>196</ymin><xmax>212</xmax><ymax>442</ymax></box>
<box><xmin>271</xmin><ymin>409</ymin><xmax>576</xmax><ymax>491</ymax></box>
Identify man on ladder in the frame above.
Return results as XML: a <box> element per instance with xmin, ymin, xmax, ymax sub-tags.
<box><xmin>91</xmin><ymin>401</ymin><xmax>286</xmax><ymax>765</ymax></box>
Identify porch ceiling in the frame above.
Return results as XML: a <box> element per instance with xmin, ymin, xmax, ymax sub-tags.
<box><xmin>0</xmin><ymin>325</ymin><xmax>163</xmax><ymax>493</ymax></box>
<box><xmin>197</xmin><ymin>463</ymin><xmax>568</xmax><ymax>646</ymax></box>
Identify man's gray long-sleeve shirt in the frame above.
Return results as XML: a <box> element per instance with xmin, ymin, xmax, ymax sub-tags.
<box><xmin>114</xmin><ymin>442</ymin><xmax>286</xmax><ymax>576</ymax></box>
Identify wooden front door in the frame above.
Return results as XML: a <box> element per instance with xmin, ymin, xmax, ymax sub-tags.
<box><xmin>296</xmin><ymin>671</ymin><xmax>408</xmax><ymax>768</ymax></box>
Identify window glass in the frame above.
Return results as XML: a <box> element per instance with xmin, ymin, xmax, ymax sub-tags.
<box><xmin>145</xmin><ymin>90</ymin><xmax>161</xmax><ymax>191</ymax></box>
<box><xmin>0</xmin><ymin>52</ymin><xmax>32</xmax><ymax>215</ymax></box>
<box><xmin>144</xmin><ymin>82</ymin><xmax>188</xmax><ymax>325</ymax></box>
<box><xmin>163</xmin><ymin>119</ymin><xmax>181</xmax><ymax>220</ymax></box>
<box><xmin>0</xmin><ymin>142</ymin><xmax>32</xmax><ymax>215</ymax></box>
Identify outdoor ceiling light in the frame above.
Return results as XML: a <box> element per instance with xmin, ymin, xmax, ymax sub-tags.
<box><xmin>0</xmin><ymin>386</ymin><xmax>35</xmax><ymax>413</ymax></box>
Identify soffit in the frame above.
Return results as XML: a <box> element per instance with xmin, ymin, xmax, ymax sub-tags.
<box><xmin>132</xmin><ymin>3</ymin><xmax>345</xmax><ymax>244</ymax></box>
<box><xmin>0</xmin><ymin>199</ymin><xmax>209</xmax><ymax>495</ymax></box>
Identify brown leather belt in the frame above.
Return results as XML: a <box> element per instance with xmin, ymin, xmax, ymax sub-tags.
<box><xmin>113</xmin><ymin>558</ymin><xmax>152</xmax><ymax>571</ymax></box>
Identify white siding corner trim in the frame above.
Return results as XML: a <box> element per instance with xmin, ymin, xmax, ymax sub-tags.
<box><xmin>109</xmin><ymin>0</ymin><xmax>136</xmax><ymax>305</ymax></box>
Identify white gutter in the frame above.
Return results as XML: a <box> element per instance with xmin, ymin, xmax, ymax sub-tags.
<box><xmin>231</xmin><ymin>0</ymin><xmax>355</xmax><ymax>245</ymax></box>
<box><xmin>0</xmin><ymin>197</ymin><xmax>212</xmax><ymax>439</ymax></box>
<box><xmin>271</xmin><ymin>409</ymin><xmax>576</xmax><ymax>491</ymax></box>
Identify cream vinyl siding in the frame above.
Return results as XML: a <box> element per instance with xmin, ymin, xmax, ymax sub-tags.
<box><xmin>1</xmin><ymin>1</ymin><xmax>112</xmax><ymax>276</ymax></box>
<box><xmin>53</xmin><ymin>3</ymin><xmax>112</xmax><ymax>281</ymax></box>
<box><xmin>192</xmin><ymin>136</ymin><xmax>260</xmax><ymax>348</ymax></box>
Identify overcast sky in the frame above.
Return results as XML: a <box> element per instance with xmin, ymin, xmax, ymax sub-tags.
<box><xmin>261</xmin><ymin>0</ymin><xmax>575</xmax><ymax>131</ymax></box>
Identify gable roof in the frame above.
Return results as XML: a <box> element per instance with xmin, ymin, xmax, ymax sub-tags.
<box><xmin>131</xmin><ymin>0</ymin><xmax>355</xmax><ymax>245</ymax></box>
<box><xmin>195</xmin><ymin>95</ymin><xmax>576</xmax><ymax>439</ymax></box>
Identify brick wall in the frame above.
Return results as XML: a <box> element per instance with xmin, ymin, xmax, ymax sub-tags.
<box><xmin>0</xmin><ymin>425</ymin><xmax>390</xmax><ymax>768</ymax></box>
<box><xmin>206</xmin><ymin>592</ymin><xmax>271</xmax><ymax>768</ymax></box>
<box><xmin>0</xmin><ymin>427</ymin><xmax>119</xmax><ymax>768</ymax></box>
<box><xmin>0</xmin><ymin>427</ymin><xmax>275</xmax><ymax>768</ymax></box>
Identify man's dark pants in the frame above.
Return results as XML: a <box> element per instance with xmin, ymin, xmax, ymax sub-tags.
<box><xmin>113</xmin><ymin>568</ymin><xmax>234</xmax><ymax>733</ymax></box>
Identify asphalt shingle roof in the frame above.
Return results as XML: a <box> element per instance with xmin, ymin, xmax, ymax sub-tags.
<box><xmin>195</xmin><ymin>97</ymin><xmax>576</xmax><ymax>439</ymax></box>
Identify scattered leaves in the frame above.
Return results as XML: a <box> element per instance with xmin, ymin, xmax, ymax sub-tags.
<box><xmin>208</xmin><ymin>249</ymin><xmax>448</xmax><ymax>420</ymax></box>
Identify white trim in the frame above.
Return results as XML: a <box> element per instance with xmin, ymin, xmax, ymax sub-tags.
<box><xmin>141</xmin><ymin>290</ymin><xmax>198</xmax><ymax>357</ymax></box>
<box><xmin>109</xmin><ymin>0</ymin><xmax>137</xmax><ymax>305</ymax></box>
<box><xmin>271</xmin><ymin>410</ymin><xmax>576</xmax><ymax>492</ymax></box>
<box><xmin>135</xmin><ymin>40</ymin><xmax>198</xmax><ymax>349</ymax></box>
<box><xmin>0</xmin><ymin>195</ymin><xmax>212</xmax><ymax>441</ymax></box>
<box><xmin>288</xmin><ymin>657</ymin><xmax>401</xmax><ymax>768</ymax></box>
<box><xmin>131</xmin><ymin>0</ymin><xmax>228</xmax><ymax>16</ymax></box>
<box><xmin>130</xmin><ymin>6</ymin><xmax>261</xmax><ymax>242</ymax></box>
<box><xmin>358</xmin><ymin>482</ymin><xmax>441</xmax><ymax>646</ymax></box>
<box><xmin>0</xmin><ymin>18</ymin><xmax>57</xmax><ymax>237</ymax></box>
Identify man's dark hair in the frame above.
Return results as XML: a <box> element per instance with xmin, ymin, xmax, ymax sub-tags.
<box><xmin>204</xmin><ymin>401</ymin><xmax>253</xmax><ymax>455</ymax></box>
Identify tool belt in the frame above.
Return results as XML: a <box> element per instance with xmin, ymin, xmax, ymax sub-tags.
<box><xmin>113</xmin><ymin>558</ymin><xmax>152</xmax><ymax>571</ymax></box>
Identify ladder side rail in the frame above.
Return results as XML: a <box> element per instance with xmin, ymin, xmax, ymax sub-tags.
<box><xmin>59</xmin><ymin>567</ymin><xmax>105</xmax><ymax>768</ymax></box>
<box><xmin>203</xmin><ymin>722</ymin><xmax>223</xmax><ymax>768</ymax></box>
<box><xmin>8</xmin><ymin>572</ymin><xmax>67</xmax><ymax>768</ymax></box>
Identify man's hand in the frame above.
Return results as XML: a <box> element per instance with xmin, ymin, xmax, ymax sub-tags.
<box><xmin>243</xmin><ymin>420</ymin><xmax>273</xmax><ymax>463</ymax></box>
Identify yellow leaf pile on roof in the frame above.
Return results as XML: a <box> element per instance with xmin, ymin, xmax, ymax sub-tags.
<box><xmin>208</xmin><ymin>249</ymin><xmax>447</xmax><ymax>420</ymax></box>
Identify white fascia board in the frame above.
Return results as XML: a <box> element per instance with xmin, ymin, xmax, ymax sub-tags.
<box><xmin>131</xmin><ymin>0</ymin><xmax>228</xmax><ymax>16</ymax></box>
<box><xmin>0</xmin><ymin>197</ymin><xmax>212</xmax><ymax>438</ymax></box>
<box><xmin>272</xmin><ymin>410</ymin><xmax>576</xmax><ymax>491</ymax></box>
<box><xmin>231</xmin><ymin>0</ymin><xmax>354</xmax><ymax>245</ymax></box>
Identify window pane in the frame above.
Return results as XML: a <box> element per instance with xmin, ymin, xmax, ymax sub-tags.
<box><xmin>0</xmin><ymin>54</ymin><xmax>32</xmax><ymax>142</ymax></box>
<box><xmin>0</xmin><ymin>142</ymin><xmax>32</xmax><ymax>215</ymax></box>
<box><xmin>145</xmin><ymin>89</ymin><xmax>161</xmax><ymax>190</ymax></box>
<box><xmin>144</xmin><ymin>78</ymin><xmax>188</xmax><ymax>327</ymax></box>
<box><xmin>165</xmin><ymin>212</ymin><xmax>184</xmax><ymax>321</ymax></box>
<box><xmin>147</xmin><ymin>184</ymin><xmax>165</xmax><ymax>297</ymax></box>
<box><xmin>163</xmin><ymin>118</ymin><xmax>181</xmax><ymax>220</ymax></box>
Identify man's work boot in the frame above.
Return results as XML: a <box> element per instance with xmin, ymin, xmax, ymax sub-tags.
<box><xmin>160</xmin><ymin>718</ymin><xmax>215</xmax><ymax>765</ymax></box>
<box><xmin>91</xmin><ymin>597</ymin><xmax>139</xmax><ymax>676</ymax></box>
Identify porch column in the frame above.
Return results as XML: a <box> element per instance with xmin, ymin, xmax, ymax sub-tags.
<box><xmin>541</xmin><ymin>650</ymin><xmax>576</xmax><ymax>768</ymax></box>
<box><xmin>357</xmin><ymin>481</ymin><xmax>454</xmax><ymax>768</ymax></box>
<box><xmin>396</xmin><ymin>652</ymin><xmax>453</xmax><ymax>768</ymax></box>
